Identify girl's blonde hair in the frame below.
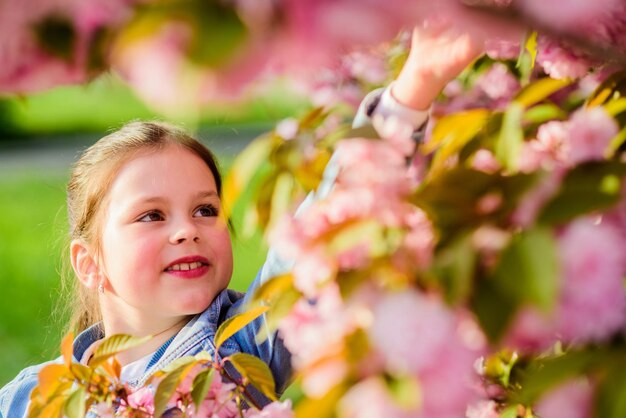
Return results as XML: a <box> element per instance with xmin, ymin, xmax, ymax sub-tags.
<box><xmin>63</xmin><ymin>121</ymin><xmax>223</xmax><ymax>334</ymax></box>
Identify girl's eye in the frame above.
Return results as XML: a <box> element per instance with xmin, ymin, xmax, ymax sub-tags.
<box><xmin>194</xmin><ymin>204</ymin><xmax>218</xmax><ymax>217</ymax></box>
<box><xmin>137</xmin><ymin>211</ymin><xmax>164</xmax><ymax>222</ymax></box>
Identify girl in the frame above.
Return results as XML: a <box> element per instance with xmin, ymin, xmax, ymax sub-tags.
<box><xmin>0</xmin><ymin>22</ymin><xmax>483</xmax><ymax>417</ymax></box>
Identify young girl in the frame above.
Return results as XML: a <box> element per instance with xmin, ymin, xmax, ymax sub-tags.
<box><xmin>0</xmin><ymin>22</ymin><xmax>483</xmax><ymax>418</ymax></box>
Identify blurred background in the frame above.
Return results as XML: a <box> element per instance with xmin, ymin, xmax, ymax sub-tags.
<box><xmin>0</xmin><ymin>72</ymin><xmax>307</xmax><ymax>386</ymax></box>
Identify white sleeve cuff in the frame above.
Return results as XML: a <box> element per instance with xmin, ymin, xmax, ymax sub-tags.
<box><xmin>373</xmin><ymin>82</ymin><xmax>430</xmax><ymax>130</ymax></box>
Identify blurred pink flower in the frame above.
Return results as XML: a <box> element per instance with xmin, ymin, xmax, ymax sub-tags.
<box><xmin>518</xmin><ymin>120</ymin><xmax>569</xmax><ymax>172</ymax></box>
<box><xmin>521</xmin><ymin>0</ymin><xmax>620</xmax><ymax>30</ymax></box>
<box><xmin>511</xmin><ymin>168</ymin><xmax>565</xmax><ymax>227</ymax></box>
<box><xmin>126</xmin><ymin>386</ymin><xmax>155</xmax><ymax>414</ymax></box>
<box><xmin>472</xmin><ymin>150</ymin><xmax>502</xmax><ymax>173</ymax></box>
<box><xmin>557</xmin><ymin>217</ymin><xmax>626</xmax><ymax>343</ymax></box>
<box><xmin>279</xmin><ymin>284</ymin><xmax>353</xmax><ymax>370</ymax></box>
<box><xmin>466</xmin><ymin>400</ymin><xmax>499</xmax><ymax>418</ymax></box>
<box><xmin>244</xmin><ymin>400</ymin><xmax>294</xmax><ymax>418</ymax></box>
<box><xmin>534</xmin><ymin>379</ymin><xmax>594</xmax><ymax>418</ymax></box>
<box><xmin>484</xmin><ymin>39</ymin><xmax>520</xmax><ymax>60</ymax></box>
<box><xmin>475</xmin><ymin>63</ymin><xmax>519</xmax><ymax>102</ymax></box>
<box><xmin>565</xmin><ymin>106</ymin><xmax>618</xmax><ymax>164</ymax></box>
<box><xmin>293</xmin><ymin>249</ymin><xmax>336</xmax><ymax>295</ymax></box>
<box><xmin>0</xmin><ymin>0</ymin><xmax>134</xmax><ymax>93</ymax></box>
<box><xmin>536</xmin><ymin>36</ymin><xmax>593</xmax><ymax>79</ymax></box>
<box><xmin>505</xmin><ymin>306</ymin><xmax>557</xmax><ymax>352</ymax></box>
<box><xmin>339</xmin><ymin>377</ymin><xmax>421</xmax><ymax>418</ymax></box>
<box><xmin>370</xmin><ymin>291</ymin><xmax>456</xmax><ymax>374</ymax></box>
<box><xmin>196</xmin><ymin>373</ymin><xmax>239</xmax><ymax>417</ymax></box>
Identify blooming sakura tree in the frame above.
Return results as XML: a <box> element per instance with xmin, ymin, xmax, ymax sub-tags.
<box><xmin>3</xmin><ymin>1</ymin><xmax>626</xmax><ymax>417</ymax></box>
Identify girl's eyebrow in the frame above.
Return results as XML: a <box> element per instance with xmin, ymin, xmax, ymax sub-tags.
<box><xmin>196</xmin><ymin>191</ymin><xmax>219</xmax><ymax>199</ymax></box>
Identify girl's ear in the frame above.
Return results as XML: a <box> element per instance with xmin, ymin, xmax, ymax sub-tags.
<box><xmin>70</xmin><ymin>239</ymin><xmax>101</xmax><ymax>289</ymax></box>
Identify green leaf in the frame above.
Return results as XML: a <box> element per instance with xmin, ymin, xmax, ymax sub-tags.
<box><xmin>427</xmin><ymin>234</ymin><xmax>476</xmax><ymax>304</ymax></box>
<box><xmin>523</xmin><ymin>104</ymin><xmax>567</xmax><ymax>125</ymax></box>
<box><xmin>500</xmin><ymin>406</ymin><xmax>520</xmax><ymax>418</ymax></box>
<box><xmin>538</xmin><ymin>161</ymin><xmax>626</xmax><ymax>224</ymax></box>
<box><xmin>595</xmin><ymin>359</ymin><xmax>626</xmax><ymax>418</ymax></box>
<box><xmin>512</xmin><ymin>348</ymin><xmax>615</xmax><ymax>405</ymax></box>
<box><xmin>471</xmin><ymin>272</ymin><xmax>519</xmax><ymax>343</ymax></box>
<box><xmin>513</xmin><ymin>77</ymin><xmax>572</xmax><ymax>108</ymax></box>
<box><xmin>223</xmin><ymin>135</ymin><xmax>274</xmax><ymax>218</ymax></box>
<box><xmin>496</xmin><ymin>103</ymin><xmax>524</xmax><ymax>172</ymax></box>
<box><xmin>414</xmin><ymin>167</ymin><xmax>538</xmax><ymax>245</ymax></box>
<box><xmin>492</xmin><ymin>227</ymin><xmax>559</xmax><ymax>312</ymax></box>
<box><xmin>215</xmin><ymin>305</ymin><xmax>269</xmax><ymax>351</ymax></box>
<box><xmin>517</xmin><ymin>31</ymin><xmax>537</xmax><ymax>85</ymax></box>
<box><xmin>386</xmin><ymin>375</ymin><xmax>421</xmax><ymax>409</ymax></box>
<box><xmin>63</xmin><ymin>387</ymin><xmax>86</xmax><ymax>418</ymax></box>
<box><xmin>227</xmin><ymin>352</ymin><xmax>277</xmax><ymax>401</ymax></box>
<box><xmin>88</xmin><ymin>334</ymin><xmax>151</xmax><ymax>367</ymax></box>
<box><xmin>191</xmin><ymin>368</ymin><xmax>214</xmax><ymax>409</ymax></box>
<box><xmin>154</xmin><ymin>362</ymin><xmax>197</xmax><ymax>418</ymax></box>
<box><xmin>187</xmin><ymin>1</ymin><xmax>247</xmax><ymax>67</ymax></box>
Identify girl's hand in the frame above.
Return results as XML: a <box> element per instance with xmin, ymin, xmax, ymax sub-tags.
<box><xmin>392</xmin><ymin>20</ymin><xmax>485</xmax><ymax>111</ymax></box>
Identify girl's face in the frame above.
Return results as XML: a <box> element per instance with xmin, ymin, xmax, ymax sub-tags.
<box><xmin>97</xmin><ymin>144</ymin><xmax>233</xmax><ymax>326</ymax></box>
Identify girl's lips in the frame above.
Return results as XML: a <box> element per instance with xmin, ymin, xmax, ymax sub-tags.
<box><xmin>164</xmin><ymin>256</ymin><xmax>210</xmax><ymax>279</ymax></box>
<box><xmin>165</xmin><ymin>264</ymin><xmax>210</xmax><ymax>279</ymax></box>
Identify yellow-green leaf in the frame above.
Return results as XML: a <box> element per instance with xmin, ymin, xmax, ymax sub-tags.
<box><xmin>514</xmin><ymin>77</ymin><xmax>572</xmax><ymax>108</ymax></box>
<box><xmin>69</xmin><ymin>363</ymin><xmax>93</xmax><ymax>382</ymax></box>
<box><xmin>154</xmin><ymin>362</ymin><xmax>198</xmax><ymax>418</ymax></box>
<box><xmin>607</xmin><ymin>126</ymin><xmax>626</xmax><ymax>157</ymax></box>
<box><xmin>604</xmin><ymin>97</ymin><xmax>626</xmax><ymax>116</ymax></box>
<box><xmin>227</xmin><ymin>352</ymin><xmax>277</xmax><ymax>401</ymax></box>
<box><xmin>222</xmin><ymin>135</ymin><xmax>273</xmax><ymax>218</ymax></box>
<box><xmin>424</xmin><ymin>109</ymin><xmax>490</xmax><ymax>154</ymax></box>
<box><xmin>89</xmin><ymin>334</ymin><xmax>151</xmax><ymax>367</ymax></box>
<box><xmin>496</xmin><ymin>102</ymin><xmax>524</xmax><ymax>172</ymax></box>
<box><xmin>191</xmin><ymin>368</ymin><xmax>214</xmax><ymax>409</ymax></box>
<box><xmin>64</xmin><ymin>387</ymin><xmax>86</xmax><ymax>418</ymax></box>
<box><xmin>214</xmin><ymin>305</ymin><xmax>269</xmax><ymax>351</ymax></box>
<box><xmin>267</xmin><ymin>171</ymin><xmax>296</xmax><ymax>231</ymax></box>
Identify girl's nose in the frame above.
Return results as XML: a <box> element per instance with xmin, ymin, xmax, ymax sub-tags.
<box><xmin>170</xmin><ymin>219</ymin><xmax>200</xmax><ymax>244</ymax></box>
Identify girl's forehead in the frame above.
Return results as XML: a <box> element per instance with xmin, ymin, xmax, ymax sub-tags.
<box><xmin>112</xmin><ymin>144</ymin><xmax>217</xmax><ymax>190</ymax></box>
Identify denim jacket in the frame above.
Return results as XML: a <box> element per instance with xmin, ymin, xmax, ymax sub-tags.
<box><xmin>0</xmin><ymin>88</ymin><xmax>424</xmax><ymax>418</ymax></box>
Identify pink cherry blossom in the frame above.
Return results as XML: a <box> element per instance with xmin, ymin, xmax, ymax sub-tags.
<box><xmin>565</xmin><ymin>106</ymin><xmax>618</xmax><ymax>165</ymax></box>
<box><xmin>511</xmin><ymin>168</ymin><xmax>565</xmax><ymax>228</ymax></box>
<box><xmin>126</xmin><ymin>386</ymin><xmax>155</xmax><ymax>414</ymax></box>
<box><xmin>338</xmin><ymin>377</ymin><xmax>421</xmax><ymax>418</ymax></box>
<box><xmin>534</xmin><ymin>379</ymin><xmax>594</xmax><ymax>418</ymax></box>
<box><xmin>536</xmin><ymin>36</ymin><xmax>593</xmax><ymax>79</ymax></box>
<box><xmin>279</xmin><ymin>284</ymin><xmax>353</xmax><ymax>370</ymax></box>
<box><xmin>466</xmin><ymin>400</ymin><xmax>499</xmax><ymax>418</ymax></box>
<box><xmin>472</xmin><ymin>150</ymin><xmax>502</xmax><ymax>173</ymax></box>
<box><xmin>370</xmin><ymin>291</ymin><xmax>457</xmax><ymax>374</ymax></box>
<box><xmin>474</xmin><ymin>63</ymin><xmax>519</xmax><ymax>103</ymax></box>
<box><xmin>521</xmin><ymin>0</ymin><xmax>620</xmax><ymax>30</ymax></box>
<box><xmin>244</xmin><ymin>400</ymin><xmax>294</xmax><ymax>418</ymax></box>
<box><xmin>557</xmin><ymin>217</ymin><xmax>626</xmax><ymax>343</ymax></box>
